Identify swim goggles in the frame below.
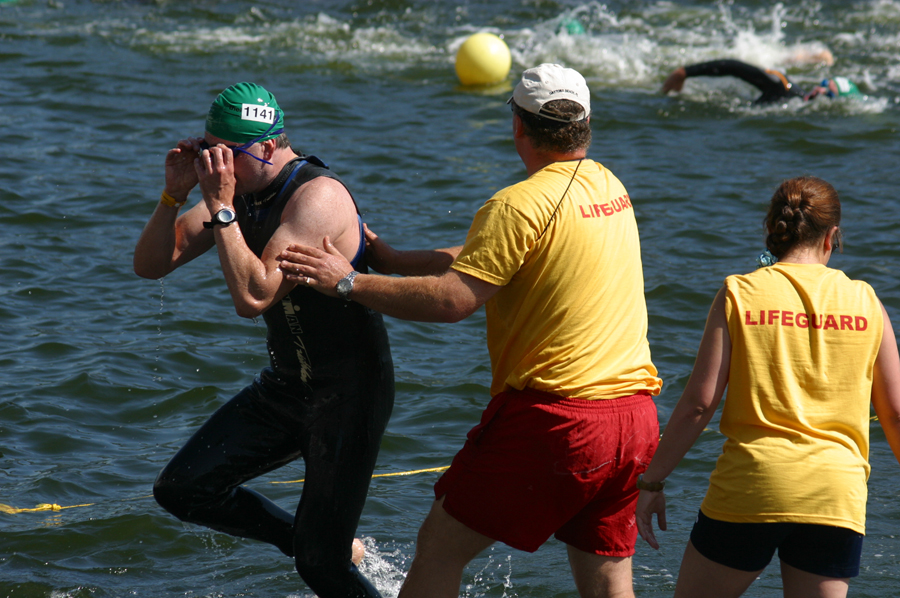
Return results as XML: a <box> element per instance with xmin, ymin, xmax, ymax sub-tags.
<box><xmin>199</xmin><ymin>116</ymin><xmax>284</xmax><ymax>165</ymax></box>
<box><xmin>820</xmin><ymin>78</ymin><xmax>857</xmax><ymax>98</ymax></box>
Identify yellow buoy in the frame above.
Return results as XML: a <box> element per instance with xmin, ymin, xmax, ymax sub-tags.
<box><xmin>455</xmin><ymin>33</ymin><xmax>512</xmax><ymax>86</ymax></box>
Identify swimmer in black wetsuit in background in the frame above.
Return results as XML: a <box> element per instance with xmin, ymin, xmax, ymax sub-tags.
<box><xmin>661</xmin><ymin>59</ymin><xmax>860</xmax><ymax>103</ymax></box>
<box><xmin>134</xmin><ymin>82</ymin><xmax>393</xmax><ymax>598</ymax></box>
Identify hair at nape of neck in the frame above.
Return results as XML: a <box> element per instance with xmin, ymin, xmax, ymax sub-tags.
<box><xmin>764</xmin><ymin>176</ymin><xmax>841</xmax><ymax>259</ymax></box>
<box><xmin>511</xmin><ymin>99</ymin><xmax>592</xmax><ymax>153</ymax></box>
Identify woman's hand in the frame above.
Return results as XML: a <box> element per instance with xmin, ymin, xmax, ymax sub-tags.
<box><xmin>636</xmin><ymin>489</ymin><xmax>668</xmax><ymax>550</ymax></box>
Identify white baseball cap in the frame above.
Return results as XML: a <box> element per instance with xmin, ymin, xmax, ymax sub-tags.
<box><xmin>508</xmin><ymin>63</ymin><xmax>591</xmax><ymax>122</ymax></box>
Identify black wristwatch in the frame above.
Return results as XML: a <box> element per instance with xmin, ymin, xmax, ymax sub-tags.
<box><xmin>203</xmin><ymin>208</ymin><xmax>237</xmax><ymax>229</ymax></box>
<box><xmin>636</xmin><ymin>474</ymin><xmax>666</xmax><ymax>492</ymax></box>
<box><xmin>336</xmin><ymin>271</ymin><xmax>359</xmax><ymax>301</ymax></box>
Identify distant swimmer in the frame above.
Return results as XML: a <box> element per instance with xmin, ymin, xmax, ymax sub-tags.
<box><xmin>133</xmin><ymin>82</ymin><xmax>393</xmax><ymax>597</ymax></box>
<box><xmin>661</xmin><ymin>59</ymin><xmax>861</xmax><ymax>103</ymax></box>
<box><xmin>636</xmin><ymin>176</ymin><xmax>900</xmax><ymax>597</ymax></box>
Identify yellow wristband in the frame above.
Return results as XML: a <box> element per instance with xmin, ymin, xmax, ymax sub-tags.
<box><xmin>160</xmin><ymin>191</ymin><xmax>186</xmax><ymax>208</ymax></box>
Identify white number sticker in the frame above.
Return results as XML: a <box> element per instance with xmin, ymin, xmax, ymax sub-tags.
<box><xmin>241</xmin><ymin>104</ymin><xmax>277</xmax><ymax>124</ymax></box>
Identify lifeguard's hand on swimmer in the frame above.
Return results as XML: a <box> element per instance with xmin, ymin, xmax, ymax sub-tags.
<box><xmin>361</xmin><ymin>224</ymin><xmax>400</xmax><ymax>276</ymax></box>
<box><xmin>279</xmin><ymin>237</ymin><xmax>351</xmax><ymax>297</ymax></box>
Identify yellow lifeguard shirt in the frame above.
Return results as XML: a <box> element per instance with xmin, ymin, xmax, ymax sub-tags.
<box><xmin>451</xmin><ymin>159</ymin><xmax>662</xmax><ymax>400</ymax></box>
<box><xmin>702</xmin><ymin>263</ymin><xmax>883</xmax><ymax>533</ymax></box>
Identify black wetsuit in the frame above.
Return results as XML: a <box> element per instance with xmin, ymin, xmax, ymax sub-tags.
<box><xmin>153</xmin><ymin>156</ymin><xmax>394</xmax><ymax>598</ymax></box>
<box><xmin>684</xmin><ymin>59</ymin><xmax>807</xmax><ymax>104</ymax></box>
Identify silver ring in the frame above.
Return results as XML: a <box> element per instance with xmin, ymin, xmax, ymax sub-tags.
<box><xmin>305</xmin><ymin>277</ymin><xmax>310</xmax><ymax>285</ymax></box>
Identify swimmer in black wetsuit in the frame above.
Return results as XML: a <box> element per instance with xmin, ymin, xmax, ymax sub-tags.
<box><xmin>661</xmin><ymin>59</ymin><xmax>860</xmax><ymax>103</ymax></box>
<box><xmin>133</xmin><ymin>82</ymin><xmax>393</xmax><ymax>598</ymax></box>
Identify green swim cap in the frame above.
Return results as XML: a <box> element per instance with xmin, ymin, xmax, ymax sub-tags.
<box><xmin>832</xmin><ymin>76</ymin><xmax>860</xmax><ymax>97</ymax></box>
<box><xmin>557</xmin><ymin>18</ymin><xmax>585</xmax><ymax>35</ymax></box>
<box><xmin>205</xmin><ymin>82</ymin><xmax>284</xmax><ymax>144</ymax></box>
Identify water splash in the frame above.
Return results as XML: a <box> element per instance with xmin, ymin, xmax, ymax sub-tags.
<box><xmin>285</xmin><ymin>537</ymin><xmax>409</xmax><ymax>598</ymax></box>
<box><xmin>33</xmin><ymin>0</ymin><xmax>900</xmax><ymax>103</ymax></box>
<box><xmin>356</xmin><ymin>537</ymin><xmax>410</xmax><ymax>598</ymax></box>
<box><xmin>283</xmin><ymin>538</ymin><xmax>518</xmax><ymax>598</ymax></box>
<box><xmin>463</xmin><ymin>552</ymin><xmax>517</xmax><ymax>598</ymax></box>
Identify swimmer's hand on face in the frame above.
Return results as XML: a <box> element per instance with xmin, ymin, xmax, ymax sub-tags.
<box><xmin>804</xmin><ymin>79</ymin><xmax>843</xmax><ymax>102</ymax></box>
<box><xmin>194</xmin><ymin>143</ymin><xmax>236</xmax><ymax>212</ymax></box>
<box><xmin>804</xmin><ymin>86</ymin><xmax>828</xmax><ymax>101</ymax></box>
<box><xmin>164</xmin><ymin>137</ymin><xmax>205</xmax><ymax>201</ymax></box>
<box><xmin>363</xmin><ymin>224</ymin><xmax>400</xmax><ymax>275</ymax></box>
<box><xmin>661</xmin><ymin>67</ymin><xmax>687</xmax><ymax>94</ymax></box>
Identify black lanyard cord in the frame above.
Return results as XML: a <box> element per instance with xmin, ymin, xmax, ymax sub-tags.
<box><xmin>537</xmin><ymin>158</ymin><xmax>583</xmax><ymax>240</ymax></box>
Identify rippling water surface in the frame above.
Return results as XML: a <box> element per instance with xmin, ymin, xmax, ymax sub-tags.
<box><xmin>2</xmin><ymin>0</ymin><xmax>900</xmax><ymax>596</ymax></box>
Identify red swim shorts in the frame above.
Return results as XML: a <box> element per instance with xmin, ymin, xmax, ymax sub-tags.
<box><xmin>434</xmin><ymin>388</ymin><xmax>658</xmax><ymax>556</ymax></box>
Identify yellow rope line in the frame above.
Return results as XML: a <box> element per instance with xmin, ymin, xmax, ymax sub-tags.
<box><xmin>269</xmin><ymin>465</ymin><xmax>450</xmax><ymax>485</ymax></box>
<box><xmin>0</xmin><ymin>467</ymin><xmax>452</xmax><ymax>515</ymax></box>
<box><xmin>0</xmin><ymin>502</ymin><xmax>95</xmax><ymax>515</ymax></box>
<box><xmin>1</xmin><ymin>419</ymin><xmax>883</xmax><ymax>515</ymax></box>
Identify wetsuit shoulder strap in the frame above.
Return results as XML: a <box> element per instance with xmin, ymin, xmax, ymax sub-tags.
<box><xmin>236</xmin><ymin>155</ymin><xmax>367</xmax><ymax>267</ymax></box>
<box><xmin>277</xmin><ymin>154</ymin><xmax>360</xmax><ymax>214</ymax></box>
<box><xmin>349</xmin><ymin>215</ymin><xmax>365</xmax><ymax>269</ymax></box>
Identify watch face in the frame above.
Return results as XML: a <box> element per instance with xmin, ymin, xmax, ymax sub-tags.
<box><xmin>216</xmin><ymin>208</ymin><xmax>237</xmax><ymax>224</ymax></box>
<box><xmin>337</xmin><ymin>271</ymin><xmax>357</xmax><ymax>299</ymax></box>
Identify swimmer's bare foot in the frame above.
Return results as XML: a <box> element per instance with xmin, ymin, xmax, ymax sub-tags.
<box><xmin>351</xmin><ymin>537</ymin><xmax>365</xmax><ymax>565</ymax></box>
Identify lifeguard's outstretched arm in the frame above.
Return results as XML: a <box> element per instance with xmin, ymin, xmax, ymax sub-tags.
<box><xmin>363</xmin><ymin>224</ymin><xmax>461</xmax><ymax>277</ymax></box>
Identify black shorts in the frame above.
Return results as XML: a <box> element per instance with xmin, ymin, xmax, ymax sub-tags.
<box><xmin>690</xmin><ymin>510</ymin><xmax>864</xmax><ymax>579</ymax></box>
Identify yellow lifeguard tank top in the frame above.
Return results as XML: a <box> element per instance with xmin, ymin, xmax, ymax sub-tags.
<box><xmin>701</xmin><ymin>263</ymin><xmax>883</xmax><ymax>534</ymax></box>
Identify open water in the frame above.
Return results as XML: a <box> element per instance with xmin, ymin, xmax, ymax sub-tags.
<box><xmin>2</xmin><ymin>0</ymin><xmax>900</xmax><ymax>596</ymax></box>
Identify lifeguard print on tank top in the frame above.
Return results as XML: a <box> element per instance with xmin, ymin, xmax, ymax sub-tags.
<box><xmin>743</xmin><ymin>309</ymin><xmax>869</xmax><ymax>331</ymax></box>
